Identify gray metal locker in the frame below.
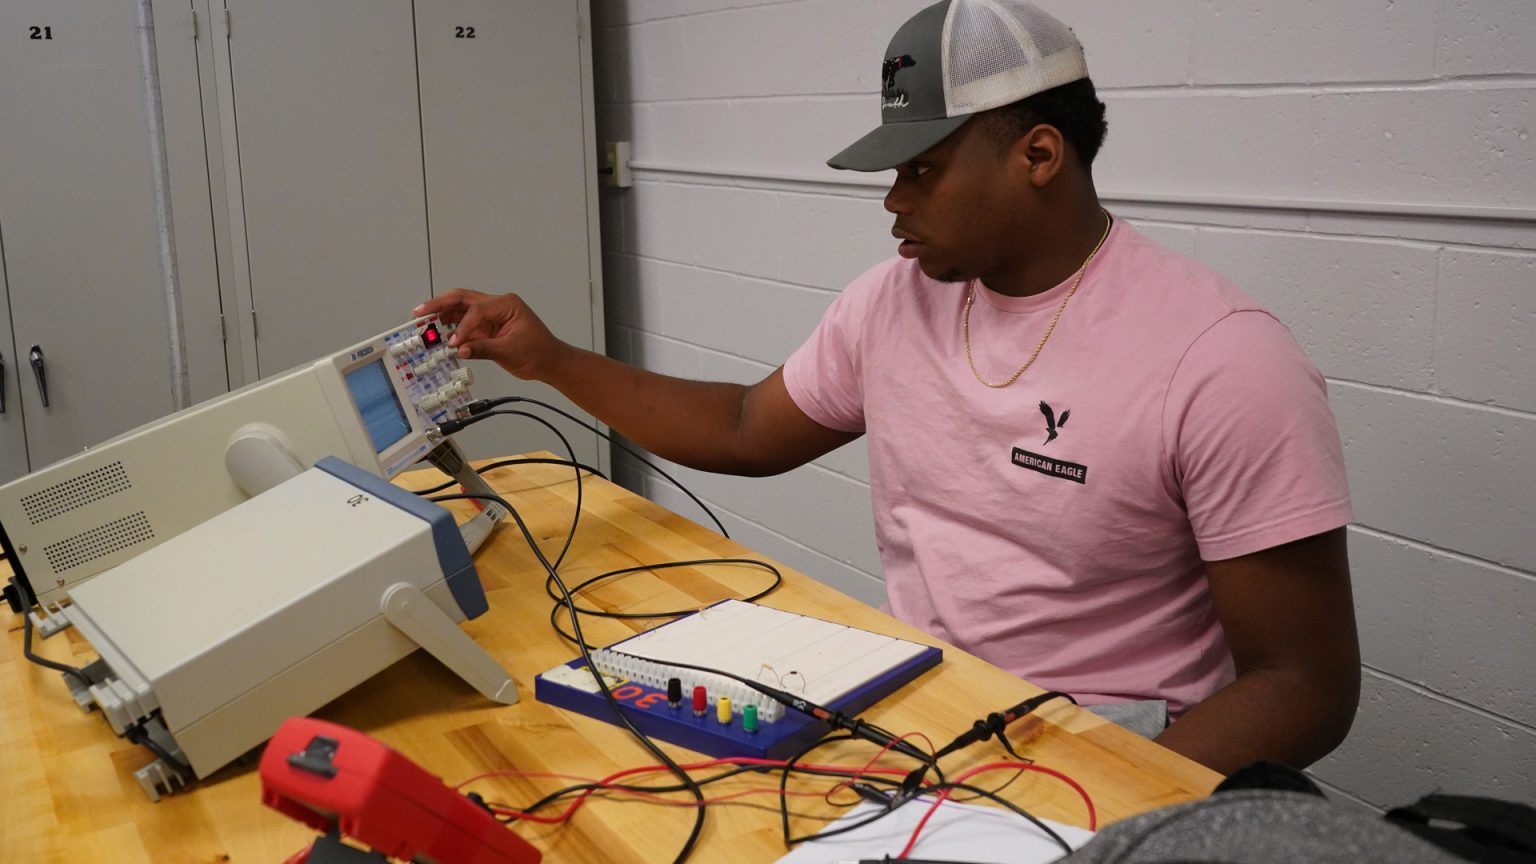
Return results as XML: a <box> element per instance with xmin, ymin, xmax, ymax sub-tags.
<box><xmin>0</xmin><ymin>0</ymin><xmax>224</xmax><ymax>478</ymax></box>
<box><xmin>413</xmin><ymin>0</ymin><xmax>605</xmax><ymax>466</ymax></box>
<box><xmin>0</xmin><ymin>274</ymin><xmax>27</xmax><ymax>482</ymax></box>
<box><xmin>150</xmin><ymin>0</ymin><xmax>230</xmax><ymax>407</ymax></box>
<box><xmin>212</xmin><ymin>0</ymin><xmax>433</xmax><ymax>380</ymax></box>
<box><xmin>0</xmin><ymin>0</ymin><xmax>605</xmax><ymax>486</ymax></box>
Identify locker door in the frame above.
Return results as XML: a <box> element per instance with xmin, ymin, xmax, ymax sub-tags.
<box><xmin>0</xmin><ymin>267</ymin><xmax>29</xmax><ymax>484</ymax></box>
<box><xmin>414</xmin><ymin>0</ymin><xmax>602</xmax><ymax>465</ymax></box>
<box><xmin>151</xmin><ymin>0</ymin><xmax>231</xmax><ymax>406</ymax></box>
<box><xmin>0</xmin><ymin>1</ymin><xmax>183</xmax><ymax>470</ymax></box>
<box><xmin>220</xmin><ymin>0</ymin><xmax>432</xmax><ymax>378</ymax></box>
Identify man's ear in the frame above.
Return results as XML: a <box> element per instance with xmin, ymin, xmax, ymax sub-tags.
<box><xmin>1015</xmin><ymin>123</ymin><xmax>1067</xmax><ymax>188</ymax></box>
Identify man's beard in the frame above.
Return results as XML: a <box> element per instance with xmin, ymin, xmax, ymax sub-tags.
<box><xmin>924</xmin><ymin>258</ymin><xmax>968</xmax><ymax>283</ymax></box>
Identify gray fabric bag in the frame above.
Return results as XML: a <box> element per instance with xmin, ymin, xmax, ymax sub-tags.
<box><xmin>1059</xmin><ymin>789</ymin><xmax>1464</xmax><ymax>864</ymax></box>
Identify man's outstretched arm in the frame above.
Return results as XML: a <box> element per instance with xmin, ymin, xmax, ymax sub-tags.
<box><xmin>417</xmin><ymin>289</ymin><xmax>858</xmax><ymax>476</ymax></box>
<box><xmin>1155</xmin><ymin>527</ymin><xmax>1359</xmax><ymax>773</ymax></box>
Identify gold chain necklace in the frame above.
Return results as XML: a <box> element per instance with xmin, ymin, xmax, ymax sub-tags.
<box><xmin>962</xmin><ymin>211</ymin><xmax>1112</xmax><ymax>389</ymax></box>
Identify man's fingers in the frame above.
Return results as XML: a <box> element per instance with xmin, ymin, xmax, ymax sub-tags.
<box><xmin>454</xmin><ymin>337</ymin><xmax>488</xmax><ymax>360</ymax></box>
<box><xmin>451</xmin><ymin>304</ymin><xmax>487</xmax><ymax>345</ymax></box>
<box><xmin>454</xmin><ymin>335</ymin><xmax>515</xmax><ymax>364</ymax></box>
<box><xmin>414</xmin><ymin>289</ymin><xmax>487</xmax><ymax>324</ymax></box>
<box><xmin>414</xmin><ymin>298</ymin><xmax>467</xmax><ymax>324</ymax></box>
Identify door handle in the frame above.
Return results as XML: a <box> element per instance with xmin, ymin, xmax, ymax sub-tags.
<box><xmin>29</xmin><ymin>345</ymin><xmax>48</xmax><ymax>408</ymax></box>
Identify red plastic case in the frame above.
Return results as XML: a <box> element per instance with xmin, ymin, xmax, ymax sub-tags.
<box><xmin>260</xmin><ymin>717</ymin><xmax>541</xmax><ymax>864</ymax></box>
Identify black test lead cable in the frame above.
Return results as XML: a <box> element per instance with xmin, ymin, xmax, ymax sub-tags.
<box><xmin>438</xmin><ymin>397</ymin><xmax>730</xmax><ymax>539</ymax></box>
<box><xmin>431</xmin><ymin>487</ymin><xmax>708</xmax><ymax>863</ymax></box>
<box><xmin>427</xmin><ymin>415</ymin><xmax>707</xmax><ymax>862</ymax></box>
<box><xmin>775</xmin><ymin>733</ymin><xmax>1071</xmax><ymax>855</ymax></box>
<box><xmin>505</xmin><ymin>754</ymin><xmax>909</xmax><ymax>824</ymax></box>
<box><xmin>511</xmin><ymin>730</ymin><xmax>931</xmax><ymax>849</ymax></box>
<box><xmin>756</xmin><ymin>688</ymin><xmax>1082</xmax><ymax>848</ymax></box>
<box><xmin>544</xmin><ymin>558</ymin><xmax>784</xmax><ymax>651</ymax></box>
<box><xmin>887</xmin><ymin>689</ymin><xmax>1080</xmax><ymax>821</ymax></box>
<box><xmin>406</xmin><ymin>455</ymin><xmax>608</xmax><ymax>496</ymax></box>
<box><xmin>9</xmin><ymin>576</ymin><xmax>92</xmax><ymax>689</ymax></box>
<box><xmin>435</xmin><ymin>397</ymin><xmax>785</xmax><ymax>647</ymax></box>
<box><xmin>124</xmin><ymin>717</ymin><xmax>195</xmax><ymax>780</ymax></box>
<box><xmin>9</xmin><ymin>580</ymin><xmax>200</xmax><ymax>784</ymax></box>
<box><xmin>446</xmin><ymin>409</ymin><xmax>588</xmax><ymax>571</ymax></box>
<box><xmin>912</xmin><ymin>781</ymin><xmax>1074</xmax><ymax>854</ymax></box>
<box><xmin>931</xmin><ymin>691</ymin><xmax>1077</xmax><ymax>762</ymax></box>
<box><xmin>427</xmin><ymin>401</ymin><xmax>783</xmax><ymax>647</ymax></box>
<box><xmin>778</xmin><ymin>733</ymin><xmax>933</xmax><ymax>846</ymax></box>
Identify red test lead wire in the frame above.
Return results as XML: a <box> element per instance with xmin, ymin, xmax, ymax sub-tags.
<box><xmin>461</xmin><ymin>756</ymin><xmax>916</xmax><ymax>825</ymax></box>
<box><xmin>894</xmin><ymin>761</ymin><xmax>1095</xmax><ymax>859</ymax></box>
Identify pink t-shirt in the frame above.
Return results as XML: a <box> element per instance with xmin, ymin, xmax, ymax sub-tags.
<box><xmin>783</xmin><ymin>216</ymin><xmax>1351</xmax><ymax>715</ymax></box>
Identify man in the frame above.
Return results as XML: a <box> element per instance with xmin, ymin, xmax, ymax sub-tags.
<box><xmin>417</xmin><ymin>0</ymin><xmax>1359</xmax><ymax>773</ymax></box>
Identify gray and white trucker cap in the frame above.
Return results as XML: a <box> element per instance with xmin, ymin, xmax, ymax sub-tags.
<box><xmin>828</xmin><ymin>0</ymin><xmax>1089</xmax><ymax>172</ymax></box>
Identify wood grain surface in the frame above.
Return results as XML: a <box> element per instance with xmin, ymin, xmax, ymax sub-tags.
<box><xmin>1</xmin><ymin>456</ymin><xmax>1219</xmax><ymax>862</ymax></box>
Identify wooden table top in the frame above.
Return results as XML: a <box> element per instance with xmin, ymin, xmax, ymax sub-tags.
<box><xmin>2</xmin><ymin>456</ymin><xmax>1219</xmax><ymax>862</ymax></box>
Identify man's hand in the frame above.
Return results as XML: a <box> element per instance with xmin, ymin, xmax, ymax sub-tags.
<box><xmin>414</xmin><ymin>289</ymin><xmax>567</xmax><ymax>382</ymax></box>
<box><xmin>1155</xmin><ymin>527</ymin><xmax>1359</xmax><ymax>773</ymax></box>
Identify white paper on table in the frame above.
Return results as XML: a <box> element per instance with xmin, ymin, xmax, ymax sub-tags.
<box><xmin>773</xmin><ymin>797</ymin><xmax>1096</xmax><ymax>864</ymax></box>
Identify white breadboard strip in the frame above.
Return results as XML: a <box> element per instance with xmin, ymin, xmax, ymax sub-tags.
<box><xmin>591</xmin><ymin>600</ymin><xmax>929</xmax><ymax>723</ymax></box>
<box><xmin>590</xmin><ymin>648</ymin><xmax>785</xmax><ymax>722</ymax></box>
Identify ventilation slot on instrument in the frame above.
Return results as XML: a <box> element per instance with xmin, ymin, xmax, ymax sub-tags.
<box><xmin>21</xmin><ymin>462</ymin><xmax>133</xmax><ymax>524</ymax></box>
<box><xmin>44</xmin><ymin>512</ymin><xmax>156</xmax><ymax>573</ymax></box>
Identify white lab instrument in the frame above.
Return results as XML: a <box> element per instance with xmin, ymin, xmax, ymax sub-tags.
<box><xmin>62</xmin><ymin>457</ymin><xmax>516</xmax><ymax>801</ymax></box>
<box><xmin>0</xmin><ymin>316</ymin><xmax>501</xmax><ymax>611</ymax></box>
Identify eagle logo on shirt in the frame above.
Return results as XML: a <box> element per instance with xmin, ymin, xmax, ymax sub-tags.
<box><xmin>1040</xmin><ymin>401</ymin><xmax>1069</xmax><ymax>445</ymax></box>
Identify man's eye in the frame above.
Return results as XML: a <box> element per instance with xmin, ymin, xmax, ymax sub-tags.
<box><xmin>909</xmin><ymin>164</ymin><xmax>933</xmax><ymax>177</ymax></box>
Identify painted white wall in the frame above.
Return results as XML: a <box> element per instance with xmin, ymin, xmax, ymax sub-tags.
<box><xmin>589</xmin><ymin>0</ymin><xmax>1536</xmax><ymax>811</ymax></box>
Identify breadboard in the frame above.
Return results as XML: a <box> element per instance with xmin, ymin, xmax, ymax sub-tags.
<box><xmin>534</xmin><ymin>600</ymin><xmax>942</xmax><ymax>759</ymax></box>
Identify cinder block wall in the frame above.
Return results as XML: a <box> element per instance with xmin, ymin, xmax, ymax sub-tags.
<box><xmin>589</xmin><ymin>0</ymin><xmax>1536</xmax><ymax>810</ymax></box>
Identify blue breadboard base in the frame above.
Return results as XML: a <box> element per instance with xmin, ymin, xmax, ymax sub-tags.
<box><xmin>534</xmin><ymin>646</ymin><xmax>942</xmax><ymax>760</ymax></box>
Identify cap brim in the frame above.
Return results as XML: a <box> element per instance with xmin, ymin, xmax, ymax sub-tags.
<box><xmin>827</xmin><ymin>114</ymin><xmax>971</xmax><ymax>172</ymax></box>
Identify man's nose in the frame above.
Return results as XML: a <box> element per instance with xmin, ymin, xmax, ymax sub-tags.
<box><xmin>884</xmin><ymin>178</ymin><xmax>910</xmax><ymax>215</ymax></box>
